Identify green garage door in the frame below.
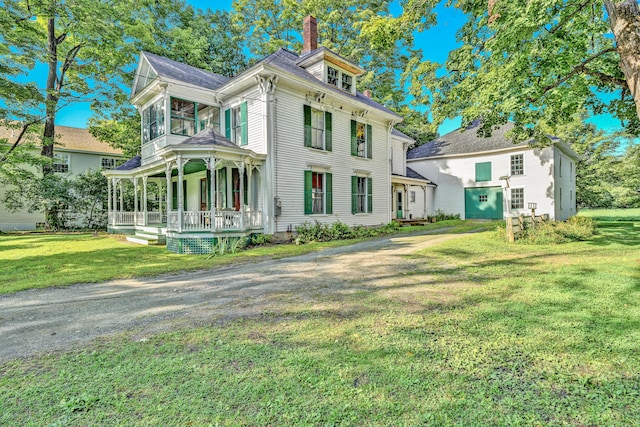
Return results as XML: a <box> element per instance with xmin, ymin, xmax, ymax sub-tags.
<box><xmin>465</xmin><ymin>187</ymin><xmax>503</xmax><ymax>219</ymax></box>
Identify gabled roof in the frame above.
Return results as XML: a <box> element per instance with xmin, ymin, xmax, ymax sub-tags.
<box><xmin>408</xmin><ymin>121</ymin><xmax>533</xmax><ymax>159</ymax></box>
<box><xmin>0</xmin><ymin>125</ymin><xmax>123</xmax><ymax>155</ymax></box>
<box><xmin>141</xmin><ymin>51</ymin><xmax>230</xmax><ymax>91</ymax></box>
<box><xmin>224</xmin><ymin>48</ymin><xmax>401</xmax><ymax>119</ymax></box>
<box><xmin>296</xmin><ymin>47</ymin><xmax>366</xmax><ymax>76</ymax></box>
<box><xmin>391</xmin><ymin>128</ymin><xmax>415</xmax><ymax>142</ymax></box>
<box><xmin>406</xmin><ymin>167</ymin><xmax>429</xmax><ymax>181</ymax></box>
<box><xmin>115</xmin><ymin>155</ymin><xmax>141</xmax><ymax>171</ymax></box>
<box><xmin>178</xmin><ymin>127</ymin><xmax>239</xmax><ymax>149</ymax></box>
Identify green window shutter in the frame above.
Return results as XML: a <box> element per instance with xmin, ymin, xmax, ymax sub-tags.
<box><xmin>304</xmin><ymin>170</ymin><xmax>312</xmax><ymax>215</ymax></box>
<box><xmin>475</xmin><ymin>162</ymin><xmax>492</xmax><ymax>182</ymax></box>
<box><xmin>366</xmin><ymin>124</ymin><xmax>372</xmax><ymax>159</ymax></box>
<box><xmin>367</xmin><ymin>177</ymin><xmax>373</xmax><ymax>213</ymax></box>
<box><xmin>325</xmin><ymin>172</ymin><xmax>332</xmax><ymax>214</ymax></box>
<box><xmin>351</xmin><ymin>176</ymin><xmax>357</xmax><ymax>214</ymax></box>
<box><xmin>224</xmin><ymin>109</ymin><xmax>231</xmax><ymax>139</ymax></box>
<box><xmin>172</xmin><ymin>181</ymin><xmax>178</xmax><ymax>210</ymax></box>
<box><xmin>303</xmin><ymin>105</ymin><xmax>311</xmax><ymax>147</ymax></box>
<box><xmin>183</xmin><ymin>180</ymin><xmax>187</xmax><ymax>210</ymax></box>
<box><xmin>325</xmin><ymin>111</ymin><xmax>332</xmax><ymax>151</ymax></box>
<box><xmin>351</xmin><ymin>120</ymin><xmax>357</xmax><ymax>156</ymax></box>
<box><xmin>240</xmin><ymin>101</ymin><xmax>248</xmax><ymax>146</ymax></box>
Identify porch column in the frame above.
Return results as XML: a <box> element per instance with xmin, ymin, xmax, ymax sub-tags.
<box><xmin>247</xmin><ymin>164</ymin><xmax>253</xmax><ymax>226</ymax></box>
<box><xmin>142</xmin><ymin>176</ymin><xmax>148</xmax><ymax>226</ymax></box>
<box><xmin>158</xmin><ymin>180</ymin><xmax>163</xmax><ymax>221</ymax></box>
<box><xmin>133</xmin><ymin>177</ymin><xmax>139</xmax><ymax>226</ymax></box>
<box><xmin>208</xmin><ymin>156</ymin><xmax>216</xmax><ymax>231</ymax></box>
<box><xmin>119</xmin><ymin>180</ymin><xmax>124</xmax><ymax>214</ymax></box>
<box><xmin>226</xmin><ymin>165</ymin><xmax>232</xmax><ymax>208</ymax></box>
<box><xmin>165</xmin><ymin>164</ymin><xmax>172</xmax><ymax>216</ymax></box>
<box><xmin>177</xmin><ymin>155</ymin><xmax>184</xmax><ymax>232</ymax></box>
<box><xmin>239</xmin><ymin>161</ymin><xmax>245</xmax><ymax>230</ymax></box>
<box><xmin>404</xmin><ymin>184</ymin><xmax>410</xmax><ymax>220</ymax></box>
<box><xmin>423</xmin><ymin>185</ymin><xmax>428</xmax><ymax>219</ymax></box>
<box><xmin>107</xmin><ymin>177</ymin><xmax>112</xmax><ymax>222</ymax></box>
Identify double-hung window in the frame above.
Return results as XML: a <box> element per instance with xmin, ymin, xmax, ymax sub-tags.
<box><xmin>53</xmin><ymin>153</ymin><xmax>70</xmax><ymax>173</ymax></box>
<box><xmin>225</xmin><ymin>102</ymin><xmax>248</xmax><ymax>146</ymax></box>
<box><xmin>304</xmin><ymin>170</ymin><xmax>333</xmax><ymax>215</ymax></box>
<box><xmin>303</xmin><ymin>105</ymin><xmax>332</xmax><ymax>150</ymax></box>
<box><xmin>351</xmin><ymin>176</ymin><xmax>372</xmax><ymax>214</ymax></box>
<box><xmin>142</xmin><ymin>99</ymin><xmax>165</xmax><ymax>143</ymax></box>
<box><xmin>101</xmin><ymin>158</ymin><xmax>123</xmax><ymax>170</ymax></box>
<box><xmin>511</xmin><ymin>188</ymin><xmax>524</xmax><ymax>209</ymax></box>
<box><xmin>510</xmin><ymin>154</ymin><xmax>524</xmax><ymax>175</ymax></box>
<box><xmin>351</xmin><ymin>120</ymin><xmax>372</xmax><ymax>159</ymax></box>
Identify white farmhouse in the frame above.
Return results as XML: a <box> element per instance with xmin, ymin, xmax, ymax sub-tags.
<box><xmin>104</xmin><ymin>16</ymin><xmax>412</xmax><ymax>253</ymax></box>
<box><xmin>407</xmin><ymin>121</ymin><xmax>579</xmax><ymax>221</ymax></box>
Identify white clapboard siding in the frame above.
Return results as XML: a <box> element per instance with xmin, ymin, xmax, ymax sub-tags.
<box><xmin>270</xmin><ymin>88</ymin><xmax>391</xmax><ymax>232</ymax></box>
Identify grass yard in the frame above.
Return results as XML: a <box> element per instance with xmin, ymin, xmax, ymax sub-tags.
<box><xmin>1</xmin><ymin>217</ymin><xmax>639</xmax><ymax>425</ymax></box>
<box><xmin>578</xmin><ymin>207</ymin><xmax>640</xmax><ymax>221</ymax></box>
<box><xmin>0</xmin><ymin>220</ymin><xmax>476</xmax><ymax>294</ymax></box>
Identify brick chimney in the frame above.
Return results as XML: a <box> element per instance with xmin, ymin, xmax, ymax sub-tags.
<box><xmin>302</xmin><ymin>16</ymin><xmax>318</xmax><ymax>55</ymax></box>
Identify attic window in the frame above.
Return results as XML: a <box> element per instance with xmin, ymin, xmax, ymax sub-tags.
<box><xmin>327</xmin><ymin>66</ymin><xmax>339</xmax><ymax>86</ymax></box>
<box><xmin>327</xmin><ymin>66</ymin><xmax>353</xmax><ymax>93</ymax></box>
<box><xmin>342</xmin><ymin>74</ymin><xmax>352</xmax><ymax>92</ymax></box>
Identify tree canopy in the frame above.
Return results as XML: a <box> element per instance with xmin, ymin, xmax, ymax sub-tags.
<box><xmin>402</xmin><ymin>0</ymin><xmax>640</xmax><ymax>142</ymax></box>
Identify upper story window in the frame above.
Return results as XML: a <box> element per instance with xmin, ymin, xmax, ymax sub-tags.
<box><xmin>327</xmin><ymin>65</ymin><xmax>354</xmax><ymax>93</ymax></box>
<box><xmin>511</xmin><ymin>188</ymin><xmax>524</xmax><ymax>209</ymax></box>
<box><xmin>142</xmin><ymin>98</ymin><xmax>165</xmax><ymax>144</ymax></box>
<box><xmin>225</xmin><ymin>102</ymin><xmax>248</xmax><ymax>146</ymax></box>
<box><xmin>53</xmin><ymin>153</ymin><xmax>70</xmax><ymax>173</ymax></box>
<box><xmin>170</xmin><ymin>98</ymin><xmax>196</xmax><ymax>136</ymax></box>
<box><xmin>303</xmin><ymin>105</ymin><xmax>332</xmax><ymax>151</ymax></box>
<box><xmin>510</xmin><ymin>154</ymin><xmax>524</xmax><ymax>175</ymax></box>
<box><xmin>170</xmin><ymin>98</ymin><xmax>220</xmax><ymax>137</ymax></box>
<box><xmin>351</xmin><ymin>120</ymin><xmax>372</xmax><ymax>159</ymax></box>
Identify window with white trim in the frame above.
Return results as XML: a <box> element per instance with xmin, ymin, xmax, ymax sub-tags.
<box><xmin>311</xmin><ymin>108</ymin><xmax>324</xmax><ymax>149</ymax></box>
<box><xmin>410</xmin><ymin>191</ymin><xmax>416</xmax><ymax>203</ymax></box>
<box><xmin>142</xmin><ymin>98</ymin><xmax>165</xmax><ymax>143</ymax></box>
<box><xmin>327</xmin><ymin>65</ymin><xmax>354</xmax><ymax>93</ymax></box>
<box><xmin>511</xmin><ymin>188</ymin><xmax>524</xmax><ymax>209</ymax></box>
<box><xmin>351</xmin><ymin>176</ymin><xmax>372</xmax><ymax>214</ymax></box>
<box><xmin>231</xmin><ymin>106</ymin><xmax>242</xmax><ymax>144</ymax></box>
<box><xmin>511</xmin><ymin>154</ymin><xmax>524</xmax><ymax>175</ymax></box>
<box><xmin>53</xmin><ymin>153</ymin><xmax>70</xmax><ymax>173</ymax></box>
<box><xmin>304</xmin><ymin>171</ymin><xmax>332</xmax><ymax>215</ymax></box>
<box><xmin>101</xmin><ymin>158</ymin><xmax>123</xmax><ymax>170</ymax></box>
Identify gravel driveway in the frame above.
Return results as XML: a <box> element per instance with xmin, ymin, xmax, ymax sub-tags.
<box><xmin>0</xmin><ymin>230</ymin><xmax>464</xmax><ymax>362</ymax></box>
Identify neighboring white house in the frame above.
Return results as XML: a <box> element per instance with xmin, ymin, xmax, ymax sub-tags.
<box><xmin>0</xmin><ymin>126</ymin><xmax>124</xmax><ymax>232</ymax></box>
<box><xmin>104</xmin><ymin>16</ymin><xmax>412</xmax><ymax>253</ymax></box>
<box><xmin>407</xmin><ymin>121</ymin><xmax>579</xmax><ymax>221</ymax></box>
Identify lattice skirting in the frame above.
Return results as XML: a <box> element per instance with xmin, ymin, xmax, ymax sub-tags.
<box><xmin>167</xmin><ymin>236</ymin><xmax>214</xmax><ymax>254</ymax></box>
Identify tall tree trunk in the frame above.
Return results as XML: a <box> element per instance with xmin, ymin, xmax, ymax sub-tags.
<box><xmin>42</xmin><ymin>14</ymin><xmax>59</xmax><ymax>229</ymax></box>
<box><xmin>604</xmin><ymin>0</ymin><xmax>640</xmax><ymax>120</ymax></box>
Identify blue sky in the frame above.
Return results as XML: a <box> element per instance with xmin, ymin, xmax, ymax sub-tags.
<box><xmin>49</xmin><ymin>0</ymin><xmax>623</xmax><ymax>136</ymax></box>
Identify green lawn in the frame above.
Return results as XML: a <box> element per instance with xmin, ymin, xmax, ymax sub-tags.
<box><xmin>578</xmin><ymin>207</ymin><xmax>640</xmax><ymax>221</ymax></box>
<box><xmin>1</xmin><ymin>218</ymin><xmax>639</xmax><ymax>425</ymax></box>
<box><xmin>0</xmin><ymin>220</ymin><xmax>475</xmax><ymax>294</ymax></box>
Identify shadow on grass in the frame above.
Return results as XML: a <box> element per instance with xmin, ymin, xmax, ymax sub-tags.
<box><xmin>590</xmin><ymin>221</ymin><xmax>640</xmax><ymax>247</ymax></box>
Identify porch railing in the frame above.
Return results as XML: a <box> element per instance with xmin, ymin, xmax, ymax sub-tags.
<box><xmin>147</xmin><ymin>211</ymin><xmax>163</xmax><ymax>224</ymax></box>
<box><xmin>111</xmin><ymin>210</ymin><xmax>262</xmax><ymax>232</ymax></box>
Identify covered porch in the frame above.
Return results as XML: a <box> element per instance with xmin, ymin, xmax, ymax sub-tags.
<box><xmin>391</xmin><ymin>168</ymin><xmax>435</xmax><ymax>221</ymax></box>
<box><xmin>104</xmin><ymin>128</ymin><xmax>266</xmax><ymax>253</ymax></box>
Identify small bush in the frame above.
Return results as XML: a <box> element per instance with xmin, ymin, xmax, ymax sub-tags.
<box><xmin>515</xmin><ymin>216</ymin><xmax>597</xmax><ymax>244</ymax></box>
<box><xmin>250</xmin><ymin>233</ymin><xmax>272</xmax><ymax>245</ymax></box>
<box><xmin>294</xmin><ymin>221</ymin><xmax>400</xmax><ymax>244</ymax></box>
<box><xmin>428</xmin><ymin>210</ymin><xmax>460</xmax><ymax>222</ymax></box>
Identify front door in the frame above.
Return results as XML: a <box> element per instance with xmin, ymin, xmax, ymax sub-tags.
<box><xmin>396</xmin><ymin>190</ymin><xmax>403</xmax><ymax>219</ymax></box>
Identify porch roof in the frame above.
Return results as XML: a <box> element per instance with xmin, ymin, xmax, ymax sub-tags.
<box><xmin>178</xmin><ymin>127</ymin><xmax>238</xmax><ymax>149</ymax></box>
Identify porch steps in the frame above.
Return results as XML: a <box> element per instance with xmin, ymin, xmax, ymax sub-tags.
<box><xmin>126</xmin><ymin>231</ymin><xmax>166</xmax><ymax>246</ymax></box>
